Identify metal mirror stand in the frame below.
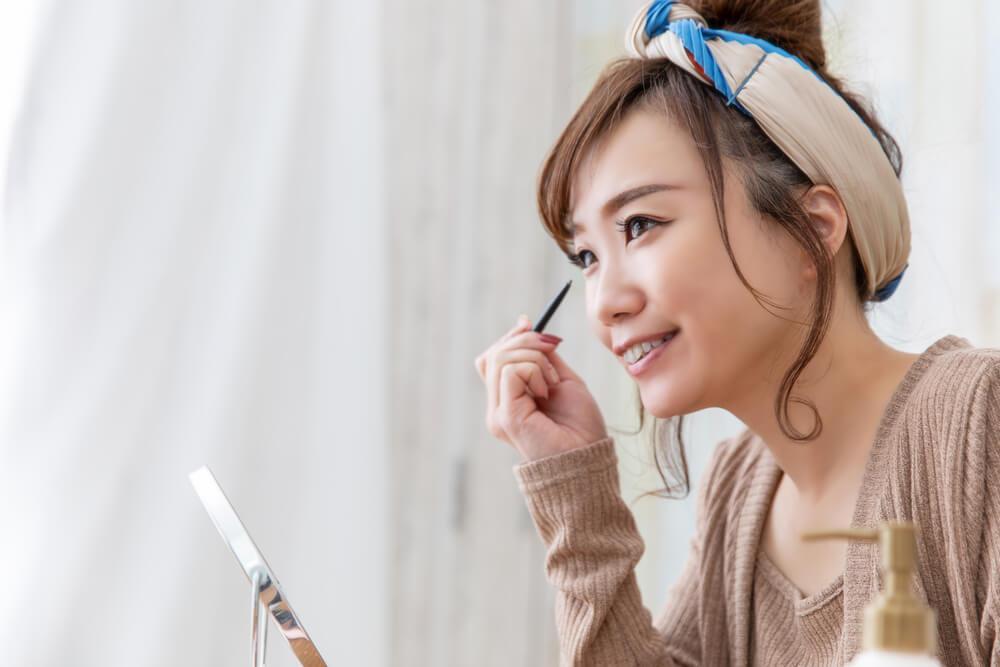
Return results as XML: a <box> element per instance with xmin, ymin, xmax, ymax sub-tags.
<box><xmin>189</xmin><ymin>466</ymin><xmax>328</xmax><ymax>667</ymax></box>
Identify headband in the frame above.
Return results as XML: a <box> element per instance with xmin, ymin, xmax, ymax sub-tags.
<box><xmin>625</xmin><ymin>0</ymin><xmax>909</xmax><ymax>301</ymax></box>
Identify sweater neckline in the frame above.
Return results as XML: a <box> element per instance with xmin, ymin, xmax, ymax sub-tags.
<box><xmin>756</xmin><ymin>547</ymin><xmax>844</xmax><ymax>615</ymax></box>
<box><xmin>731</xmin><ymin>333</ymin><xmax>969</xmax><ymax>663</ymax></box>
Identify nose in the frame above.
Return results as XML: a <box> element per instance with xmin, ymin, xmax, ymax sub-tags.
<box><xmin>592</xmin><ymin>261</ymin><xmax>644</xmax><ymax>326</ymax></box>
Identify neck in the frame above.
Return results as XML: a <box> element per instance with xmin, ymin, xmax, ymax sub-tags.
<box><xmin>721</xmin><ymin>311</ymin><xmax>920</xmax><ymax>500</ymax></box>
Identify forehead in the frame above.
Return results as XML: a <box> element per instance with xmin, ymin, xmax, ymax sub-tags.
<box><xmin>570</xmin><ymin>108</ymin><xmax>703</xmax><ymax>229</ymax></box>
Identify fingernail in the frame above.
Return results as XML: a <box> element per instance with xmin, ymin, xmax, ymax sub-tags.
<box><xmin>539</xmin><ymin>333</ymin><xmax>562</xmax><ymax>344</ymax></box>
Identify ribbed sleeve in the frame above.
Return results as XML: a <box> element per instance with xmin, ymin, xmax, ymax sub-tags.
<box><xmin>512</xmin><ymin>437</ymin><xmax>686</xmax><ymax>666</ymax></box>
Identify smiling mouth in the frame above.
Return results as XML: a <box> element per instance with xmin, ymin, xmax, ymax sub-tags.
<box><xmin>624</xmin><ymin>329</ymin><xmax>680</xmax><ymax>366</ymax></box>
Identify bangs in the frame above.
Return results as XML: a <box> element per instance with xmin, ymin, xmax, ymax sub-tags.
<box><xmin>536</xmin><ymin>58</ymin><xmax>677</xmax><ymax>255</ymax></box>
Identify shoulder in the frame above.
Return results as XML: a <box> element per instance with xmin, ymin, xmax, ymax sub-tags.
<box><xmin>902</xmin><ymin>336</ymin><xmax>1000</xmax><ymax>450</ymax></box>
<box><xmin>914</xmin><ymin>334</ymin><xmax>1000</xmax><ymax>391</ymax></box>
<box><xmin>890</xmin><ymin>336</ymin><xmax>1000</xmax><ymax>541</ymax></box>
<box><xmin>887</xmin><ymin>337</ymin><xmax>1000</xmax><ymax>639</ymax></box>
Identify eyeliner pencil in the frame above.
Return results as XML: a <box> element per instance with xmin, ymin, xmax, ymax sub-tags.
<box><xmin>532</xmin><ymin>280</ymin><xmax>572</xmax><ymax>333</ymax></box>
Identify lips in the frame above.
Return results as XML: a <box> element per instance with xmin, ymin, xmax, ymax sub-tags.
<box><xmin>630</xmin><ymin>331</ymin><xmax>674</xmax><ymax>363</ymax></box>
<box><xmin>615</xmin><ymin>328</ymin><xmax>681</xmax><ymax>359</ymax></box>
<box><xmin>624</xmin><ymin>330</ymin><xmax>679</xmax><ymax>376</ymax></box>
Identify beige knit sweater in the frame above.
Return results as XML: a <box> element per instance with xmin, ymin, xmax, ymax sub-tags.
<box><xmin>512</xmin><ymin>334</ymin><xmax>1000</xmax><ymax>666</ymax></box>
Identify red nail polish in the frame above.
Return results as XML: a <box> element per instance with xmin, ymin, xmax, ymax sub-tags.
<box><xmin>539</xmin><ymin>333</ymin><xmax>562</xmax><ymax>344</ymax></box>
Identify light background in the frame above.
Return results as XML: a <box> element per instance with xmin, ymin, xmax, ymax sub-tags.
<box><xmin>0</xmin><ymin>1</ymin><xmax>995</xmax><ymax>665</ymax></box>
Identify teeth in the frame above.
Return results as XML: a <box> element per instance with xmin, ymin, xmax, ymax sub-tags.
<box><xmin>624</xmin><ymin>331</ymin><xmax>676</xmax><ymax>365</ymax></box>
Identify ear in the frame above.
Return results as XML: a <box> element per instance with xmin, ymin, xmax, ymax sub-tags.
<box><xmin>799</xmin><ymin>184</ymin><xmax>849</xmax><ymax>281</ymax></box>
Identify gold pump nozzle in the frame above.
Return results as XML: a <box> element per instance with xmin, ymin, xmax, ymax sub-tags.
<box><xmin>802</xmin><ymin>521</ymin><xmax>936</xmax><ymax>655</ymax></box>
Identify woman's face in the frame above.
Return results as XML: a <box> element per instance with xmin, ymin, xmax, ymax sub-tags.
<box><xmin>569</xmin><ymin>107</ymin><xmax>811</xmax><ymax>418</ymax></box>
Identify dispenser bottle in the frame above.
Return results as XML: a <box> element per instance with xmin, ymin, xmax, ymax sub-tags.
<box><xmin>804</xmin><ymin>521</ymin><xmax>941</xmax><ymax>667</ymax></box>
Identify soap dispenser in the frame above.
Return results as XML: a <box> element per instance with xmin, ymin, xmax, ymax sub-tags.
<box><xmin>803</xmin><ymin>521</ymin><xmax>941</xmax><ymax>667</ymax></box>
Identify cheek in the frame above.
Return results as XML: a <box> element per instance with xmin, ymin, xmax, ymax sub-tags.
<box><xmin>661</xmin><ymin>218</ymin><xmax>795</xmax><ymax>368</ymax></box>
<box><xmin>656</xmin><ymin>224</ymin><xmax>743</xmax><ymax>328</ymax></box>
<box><xmin>715</xmin><ymin>266</ymin><xmax>804</xmax><ymax>400</ymax></box>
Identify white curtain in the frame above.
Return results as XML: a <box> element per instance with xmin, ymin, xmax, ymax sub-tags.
<box><xmin>0</xmin><ymin>1</ymin><xmax>387</xmax><ymax>665</ymax></box>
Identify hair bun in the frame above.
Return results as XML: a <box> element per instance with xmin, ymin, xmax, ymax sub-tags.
<box><xmin>689</xmin><ymin>0</ymin><xmax>826</xmax><ymax>72</ymax></box>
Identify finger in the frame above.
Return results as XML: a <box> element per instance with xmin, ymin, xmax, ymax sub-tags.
<box><xmin>506</xmin><ymin>330</ymin><xmax>561</xmax><ymax>353</ymax></box>
<box><xmin>487</xmin><ymin>350</ymin><xmax>543</xmax><ymax>423</ymax></box>
<box><xmin>481</xmin><ymin>317</ymin><xmax>537</xmax><ymax>384</ymax></box>
<box><xmin>504</xmin><ymin>332</ymin><xmax>562</xmax><ymax>382</ymax></box>
<box><xmin>487</xmin><ymin>334</ymin><xmax>558</xmax><ymax>401</ymax></box>
<box><xmin>495</xmin><ymin>347</ymin><xmax>559</xmax><ymax>384</ymax></box>
<box><xmin>517</xmin><ymin>361</ymin><xmax>550</xmax><ymax>400</ymax></box>
<box><xmin>480</xmin><ymin>315</ymin><xmax>533</xmax><ymax>382</ymax></box>
<box><xmin>489</xmin><ymin>349</ymin><xmax>558</xmax><ymax>414</ymax></box>
<box><xmin>497</xmin><ymin>362</ymin><xmax>546</xmax><ymax>427</ymax></box>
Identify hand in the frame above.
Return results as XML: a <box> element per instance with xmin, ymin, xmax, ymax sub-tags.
<box><xmin>474</xmin><ymin>315</ymin><xmax>608</xmax><ymax>462</ymax></box>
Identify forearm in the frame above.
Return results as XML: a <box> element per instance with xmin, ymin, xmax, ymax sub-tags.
<box><xmin>514</xmin><ymin>438</ymin><xmax>690</xmax><ymax>666</ymax></box>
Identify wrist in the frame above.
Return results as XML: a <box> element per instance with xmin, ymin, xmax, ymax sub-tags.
<box><xmin>513</xmin><ymin>436</ymin><xmax>616</xmax><ymax>491</ymax></box>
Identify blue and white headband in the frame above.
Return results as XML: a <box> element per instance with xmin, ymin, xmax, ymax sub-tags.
<box><xmin>625</xmin><ymin>0</ymin><xmax>910</xmax><ymax>301</ymax></box>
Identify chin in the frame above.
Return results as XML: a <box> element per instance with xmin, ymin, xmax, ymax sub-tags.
<box><xmin>638</xmin><ymin>384</ymin><xmax>699</xmax><ymax>420</ymax></box>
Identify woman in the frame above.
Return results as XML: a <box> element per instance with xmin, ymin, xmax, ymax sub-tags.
<box><xmin>474</xmin><ymin>0</ymin><xmax>1000</xmax><ymax>665</ymax></box>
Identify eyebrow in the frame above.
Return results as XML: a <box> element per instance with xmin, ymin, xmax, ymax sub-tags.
<box><xmin>570</xmin><ymin>183</ymin><xmax>681</xmax><ymax>235</ymax></box>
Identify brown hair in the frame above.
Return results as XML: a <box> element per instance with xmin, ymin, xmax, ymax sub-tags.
<box><xmin>535</xmin><ymin>0</ymin><xmax>903</xmax><ymax>498</ymax></box>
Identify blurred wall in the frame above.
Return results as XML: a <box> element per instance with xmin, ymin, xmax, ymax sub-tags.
<box><xmin>384</xmin><ymin>2</ymin><xmax>576</xmax><ymax>663</ymax></box>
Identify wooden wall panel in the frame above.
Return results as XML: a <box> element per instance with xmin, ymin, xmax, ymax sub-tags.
<box><xmin>385</xmin><ymin>1</ymin><xmax>570</xmax><ymax>664</ymax></box>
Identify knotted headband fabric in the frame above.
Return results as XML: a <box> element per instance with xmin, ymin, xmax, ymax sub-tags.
<box><xmin>625</xmin><ymin>0</ymin><xmax>909</xmax><ymax>301</ymax></box>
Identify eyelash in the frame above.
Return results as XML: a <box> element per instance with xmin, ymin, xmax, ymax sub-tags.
<box><xmin>567</xmin><ymin>215</ymin><xmax>666</xmax><ymax>270</ymax></box>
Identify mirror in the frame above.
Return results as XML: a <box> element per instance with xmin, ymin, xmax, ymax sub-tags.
<box><xmin>189</xmin><ymin>466</ymin><xmax>328</xmax><ymax>667</ymax></box>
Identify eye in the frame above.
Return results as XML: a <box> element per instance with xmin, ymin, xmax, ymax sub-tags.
<box><xmin>614</xmin><ymin>215</ymin><xmax>663</xmax><ymax>242</ymax></box>
<box><xmin>567</xmin><ymin>216</ymin><xmax>667</xmax><ymax>271</ymax></box>
<box><xmin>567</xmin><ymin>249</ymin><xmax>595</xmax><ymax>270</ymax></box>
